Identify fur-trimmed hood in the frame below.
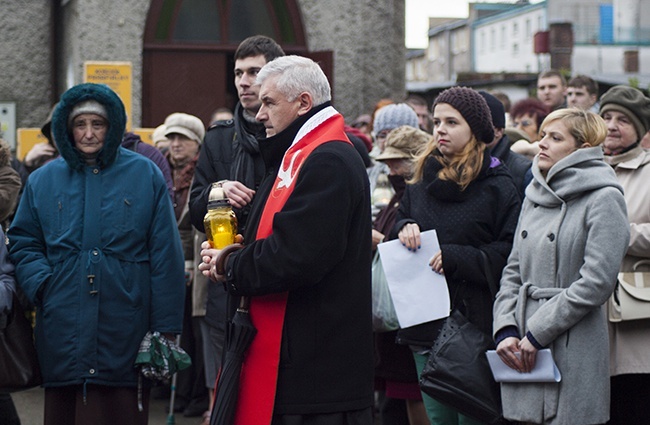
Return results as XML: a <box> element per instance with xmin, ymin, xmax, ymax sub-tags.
<box><xmin>51</xmin><ymin>83</ymin><xmax>126</xmax><ymax>170</ymax></box>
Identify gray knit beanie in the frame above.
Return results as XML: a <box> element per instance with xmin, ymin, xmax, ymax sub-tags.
<box><xmin>433</xmin><ymin>87</ymin><xmax>494</xmax><ymax>143</ymax></box>
<box><xmin>373</xmin><ymin>103</ymin><xmax>419</xmax><ymax>135</ymax></box>
<box><xmin>68</xmin><ymin>100</ymin><xmax>108</xmax><ymax>127</ymax></box>
<box><xmin>599</xmin><ymin>85</ymin><xmax>650</xmax><ymax>140</ymax></box>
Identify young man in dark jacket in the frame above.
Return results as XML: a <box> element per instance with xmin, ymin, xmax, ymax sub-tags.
<box><xmin>200</xmin><ymin>55</ymin><xmax>374</xmax><ymax>425</ymax></box>
<box><xmin>188</xmin><ymin>35</ymin><xmax>285</xmax><ymax>421</ymax></box>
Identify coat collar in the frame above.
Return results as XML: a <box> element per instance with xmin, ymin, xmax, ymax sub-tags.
<box><xmin>527</xmin><ymin>147</ymin><xmax>623</xmax><ymax>207</ymax></box>
<box><xmin>604</xmin><ymin>145</ymin><xmax>650</xmax><ymax>169</ymax></box>
<box><xmin>258</xmin><ymin>102</ymin><xmax>332</xmax><ymax>169</ymax></box>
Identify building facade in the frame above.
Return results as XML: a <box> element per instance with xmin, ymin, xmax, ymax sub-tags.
<box><xmin>1</xmin><ymin>0</ymin><xmax>407</xmax><ymax>149</ymax></box>
<box><xmin>473</xmin><ymin>2</ymin><xmax>546</xmax><ymax>73</ymax></box>
<box><xmin>407</xmin><ymin>0</ymin><xmax>650</xmax><ymax>102</ymax></box>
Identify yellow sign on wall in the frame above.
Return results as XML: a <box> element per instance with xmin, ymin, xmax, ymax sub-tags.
<box><xmin>83</xmin><ymin>61</ymin><xmax>132</xmax><ymax>131</ymax></box>
<box><xmin>133</xmin><ymin>128</ymin><xmax>155</xmax><ymax>146</ymax></box>
<box><xmin>16</xmin><ymin>128</ymin><xmax>49</xmax><ymax>161</ymax></box>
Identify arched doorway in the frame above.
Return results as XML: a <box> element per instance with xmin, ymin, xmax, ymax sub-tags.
<box><xmin>142</xmin><ymin>0</ymin><xmax>330</xmax><ymax>128</ymax></box>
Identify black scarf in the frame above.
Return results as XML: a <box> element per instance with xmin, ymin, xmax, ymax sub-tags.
<box><xmin>229</xmin><ymin>102</ymin><xmax>266</xmax><ymax>189</ymax></box>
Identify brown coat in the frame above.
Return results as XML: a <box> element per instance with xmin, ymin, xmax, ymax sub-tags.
<box><xmin>0</xmin><ymin>140</ymin><xmax>21</xmax><ymax>223</ymax></box>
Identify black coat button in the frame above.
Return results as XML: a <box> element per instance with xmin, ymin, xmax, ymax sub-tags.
<box><xmin>548</xmin><ymin>233</ymin><xmax>555</xmax><ymax>241</ymax></box>
<box><xmin>521</xmin><ymin>230</ymin><xmax>528</xmax><ymax>238</ymax></box>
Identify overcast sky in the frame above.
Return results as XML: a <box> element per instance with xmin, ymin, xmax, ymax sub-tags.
<box><xmin>405</xmin><ymin>0</ymin><xmax>472</xmax><ymax>48</ymax></box>
<box><xmin>405</xmin><ymin>0</ymin><xmax>540</xmax><ymax>48</ymax></box>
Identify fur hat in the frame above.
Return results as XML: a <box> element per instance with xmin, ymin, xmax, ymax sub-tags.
<box><xmin>599</xmin><ymin>85</ymin><xmax>650</xmax><ymax>140</ymax></box>
<box><xmin>375</xmin><ymin>126</ymin><xmax>431</xmax><ymax>161</ymax></box>
<box><xmin>433</xmin><ymin>87</ymin><xmax>494</xmax><ymax>143</ymax></box>
<box><xmin>68</xmin><ymin>100</ymin><xmax>109</xmax><ymax>127</ymax></box>
<box><xmin>478</xmin><ymin>91</ymin><xmax>506</xmax><ymax>129</ymax></box>
<box><xmin>373</xmin><ymin>103</ymin><xmax>419</xmax><ymax>135</ymax></box>
<box><xmin>164</xmin><ymin>113</ymin><xmax>205</xmax><ymax>144</ymax></box>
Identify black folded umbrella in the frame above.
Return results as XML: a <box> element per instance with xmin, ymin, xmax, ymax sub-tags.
<box><xmin>210</xmin><ymin>296</ymin><xmax>256</xmax><ymax>425</ymax></box>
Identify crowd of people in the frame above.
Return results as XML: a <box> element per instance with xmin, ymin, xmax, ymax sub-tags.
<box><xmin>0</xmin><ymin>33</ymin><xmax>649</xmax><ymax>425</ymax></box>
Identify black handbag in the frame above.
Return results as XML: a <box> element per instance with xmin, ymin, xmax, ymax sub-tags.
<box><xmin>419</xmin><ymin>309</ymin><xmax>501</xmax><ymax>423</ymax></box>
<box><xmin>419</xmin><ymin>251</ymin><xmax>502</xmax><ymax>424</ymax></box>
<box><xmin>0</xmin><ymin>294</ymin><xmax>42</xmax><ymax>392</ymax></box>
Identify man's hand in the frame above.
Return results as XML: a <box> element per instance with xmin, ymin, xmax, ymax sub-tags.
<box><xmin>221</xmin><ymin>181</ymin><xmax>255</xmax><ymax>209</ymax></box>
<box><xmin>198</xmin><ymin>235</ymin><xmax>244</xmax><ymax>282</ymax></box>
<box><xmin>199</xmin><ymin>241</ymin><xmax>222</xmax><ymax>281</ymax></box>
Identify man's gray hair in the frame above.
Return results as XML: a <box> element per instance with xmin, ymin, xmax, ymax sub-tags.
<box><xmin>256</xmin><ymin>55</ymin><xmax>331</xmax><ymax>104</ymax></box>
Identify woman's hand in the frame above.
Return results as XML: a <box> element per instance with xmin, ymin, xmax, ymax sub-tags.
<box><xmin>496</xmin><ymin>337</ymin><xmax>524</xmax><ymax>372</ymax></box>
<box><xmin>398</xmin><ymin>223</ymin><xmax>421</xmax><ymax>251</ymax></box>
<box><xmin>518</xmin><ymin>336</ymin><xmax>538</xmax><ymax>373</ymax></box>
<box><xmin>429</xmin><ymin>250</ymin><xmax>444</xmax><ymax>274</ymax></box>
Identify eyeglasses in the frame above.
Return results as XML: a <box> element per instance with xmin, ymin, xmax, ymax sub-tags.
<box><xmin>514</xmin><ymin>120</ymin><xmax>533</xmax><ymax>128</ymax></box>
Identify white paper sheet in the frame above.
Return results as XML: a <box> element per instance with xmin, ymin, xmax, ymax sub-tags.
<box><xmin>377</xmin><ymin>230</ymin><xmax>450</xmax><ymax>328</ymax></box>
<box><xmin>486</xmin><ymin>349</ymin><xmax>562</xmax><ymax>382</ymax></box>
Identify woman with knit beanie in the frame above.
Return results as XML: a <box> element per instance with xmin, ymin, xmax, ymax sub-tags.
<box><xmin>393</xmin><ymin>86</ymin><xmax>522</xmax><ymax>425</ymax></box>
<box><xmin>493</xmin><ymin>108</ymin><xmax>629</xmax><ymax>424</ymax></box>
<box><xmin>599</xmin><ymin>85</ymin><xmax>650</xmax><ymax>425</ymax></box>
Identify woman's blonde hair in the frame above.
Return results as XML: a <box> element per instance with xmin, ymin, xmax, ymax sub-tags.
<box><xmin>410</xmin><ymin>135</ymin><xmax>485</xmax><ymax>191</ymax></box>
<box><xmin>539</xmin><ymin>108</ymin><xmax>608</xmax><ymax>147</ymax></box>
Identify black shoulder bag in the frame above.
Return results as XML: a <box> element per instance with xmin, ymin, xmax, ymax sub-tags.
<box><xmin>0</xmin><ymin>293</ymin><xmax>42</xmax><ymax>392</ymax></box>
<box><xmin>419</xmin><ymin>250</ymin><xmax>502</xmax><ymax>424</ymax></box>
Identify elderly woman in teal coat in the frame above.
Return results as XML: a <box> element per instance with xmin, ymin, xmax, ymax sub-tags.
<box><xmin>493</xmin><ymin>109</ymin><xmax>630</xmax><ymax>425</ymax></box>
<box><xmin>8</xmin><ymin>83</ymin><xmax>185</xmax><ymax>425</ymax></box>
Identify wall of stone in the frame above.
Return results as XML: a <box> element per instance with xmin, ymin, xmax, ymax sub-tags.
<box><xmin>299</xmin><ymin>0</ymin><xmax>407</xmax><ymax>120</ymax></box>
<box><xmin>0</xmin><ymin>1</ymin><xmax>52</xmax><ymax>131</ymax></box>
<box><xmin>2</xmin><ymin>0</ymin><xmax>405</xmax><ymax>131</ymax></box>
<box><xmin>59</xmin><ymin>0</ymin><xmax>150</xmax><ymax>126</ymax></box>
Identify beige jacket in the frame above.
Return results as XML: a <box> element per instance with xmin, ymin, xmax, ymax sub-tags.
<box><xmin>606</xmin><ymin>146</ymin><xmax>650</xmax><ymax>375</ymax></box>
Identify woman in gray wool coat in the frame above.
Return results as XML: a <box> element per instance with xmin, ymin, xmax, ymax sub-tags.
<box><xmin>493</xmin><ymin>108</ymin><xmax>630</xmax><ymax>425</ymax></box>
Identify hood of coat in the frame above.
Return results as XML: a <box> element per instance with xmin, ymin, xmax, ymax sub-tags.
<box><xmin>527</xmin><ymin>146</ymin><xmax>623</xmax><ymax>207</ymax></box>
<box><xmin>51</xmin><ymin>83</ymin><xmax>126</xmax><ymax>171</ymax></box>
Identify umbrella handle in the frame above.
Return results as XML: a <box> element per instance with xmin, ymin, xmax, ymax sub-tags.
<box><xmin>215</xmin><ymin>243</ymin><xmax>244</xmax><ymax>275</ymax></box>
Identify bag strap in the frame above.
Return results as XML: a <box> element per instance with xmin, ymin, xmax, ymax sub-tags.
<box><xmin>632</xmin><ymin>259</ymin><xmax>650</xmax><ymax>271</ymax></box>
<box><xmin>479</xmin><ymin>250</ymin><xmax>499</xmax><ymax>299</ymax></box>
